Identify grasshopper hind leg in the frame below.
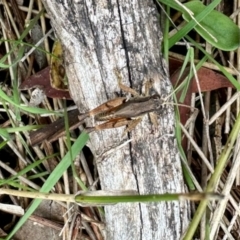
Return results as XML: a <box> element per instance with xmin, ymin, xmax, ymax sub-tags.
<box><xmin>85</xmin><ymin>117</ymin><xmax>143</xmax><ymax>136</ymax></box>
<box><xmin>85</xmin><ymin>118</ymin><xmax>129</xmax><ymax>133</ymax></box>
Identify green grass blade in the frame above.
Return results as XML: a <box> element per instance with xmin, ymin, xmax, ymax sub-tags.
<box><xmin>0</xmin><ymin>9</ymin><xmax>44</xmax><ymax>69</ymax></box>
<box><xmin>0</xmin><ymin>87</ymin><xmax>61</xmax><ymax>115</ymax></box>
<box><xmin>0</xmin><ymin>154</ymin><xmax>58</xmax><ymax>186</ymax></box>
<box><xmin>5</xmin><ymin>131</ymin><xmax>89</xmax><ymax>240</ymax></box>
<box><xmin>183</xmin><ymin>112</ymin><xmax>240</xmax><ymax>239</ymax></box>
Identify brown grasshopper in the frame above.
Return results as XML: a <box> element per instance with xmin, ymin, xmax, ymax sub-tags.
<box><xmin>29</xmin><ymin>72</ymin><xmax>164</xmax><ymax>146</ymax></box>
<box><xmin>82</xmin><ymin>80</ymin><xmax>163</xmax><ymax>134</ymax></box>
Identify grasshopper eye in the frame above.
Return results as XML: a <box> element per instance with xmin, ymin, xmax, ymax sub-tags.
<box><xmin>152</xmin><ymin>94</ymin><xmax>160</xmax><ymax>100</ymax></box>
<box><xmin>152</xmin><ymin>95</ymin><xmax>162</xmax><ymax>109</ymax></box>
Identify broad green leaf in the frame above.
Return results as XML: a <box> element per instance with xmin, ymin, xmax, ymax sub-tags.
<box><xmin>183</xmin><ymin>1</ymin><xmax>240</xmax><ymax>51</ymax></box>
<box><xmin>159</xmin><ymin>0</ymin><xmax>222</xmax><ymax>48</ymax></box>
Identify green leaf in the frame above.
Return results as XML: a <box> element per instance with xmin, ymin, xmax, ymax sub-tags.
<box><xmin>183</xmin><ymin>1</ymin><xmax>240</xmax><ymax>51</ymax></box>
<box><xmin>159</xmin><ymin>0</ymin><xmax>222</xmax><ymax>48</ymax></box>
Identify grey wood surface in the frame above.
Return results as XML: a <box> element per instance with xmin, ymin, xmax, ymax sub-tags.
<box><xmin>42</xmin><ymin>0</ymin><xmax>190</xmax><ymax>239</ymax></box>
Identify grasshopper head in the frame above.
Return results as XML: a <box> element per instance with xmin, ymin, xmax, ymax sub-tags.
<box><xmin>150</xmin><ymin>94</ymin><xmax>163</xmax><ymax>111</ymax></box>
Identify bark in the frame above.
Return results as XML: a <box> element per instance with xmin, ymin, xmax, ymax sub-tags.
<box><xmin>42</xmin><ymin>0</ymin><xmax>190</xmax><ymax>239</ymax></box>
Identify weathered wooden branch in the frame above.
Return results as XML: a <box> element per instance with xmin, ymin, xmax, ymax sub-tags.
<box><xmin>42</xmin><ymin>0</ymin><xmax>190</xmax><ymax>239</ymax></box>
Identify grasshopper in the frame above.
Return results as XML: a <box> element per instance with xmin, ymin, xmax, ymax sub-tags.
<box><xmin>29</xmin><ymin>71</ymin><xmax>164</xmax><ymax>146</ymax></box>
<box><xmin>83</xmin><ymin>84</ymin><xmax>163</xmax><ymax>134</ymax></box>
<box><xmin>77</xmin><ymin>68</ymin><xmax>164</xmax><ymax>134</ymax></box>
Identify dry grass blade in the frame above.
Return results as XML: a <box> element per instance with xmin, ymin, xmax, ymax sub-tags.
<box><xmin>164</xmin><ymin>1</ymin><xmax>240</xmax><ymax>239</ymax></box>
<box><xmin>1</xmin><ymin>0</ymin><xmax>240</xmax><ymax>239</ymax></box>
<box><xmin>0</xmin><ymin>1</ymin><xmax>103</xmax><ymax>239</ymax></box>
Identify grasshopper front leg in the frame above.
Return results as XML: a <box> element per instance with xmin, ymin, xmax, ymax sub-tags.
<box><xmin>122</xmin><ymin>117</ymin><xmax>142</xmax><ymax>135</ymax></box>
<box><xmin>114</xmin><ymin>68</ymin><xmax>139</xmax><ymax>97</ymax></box>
